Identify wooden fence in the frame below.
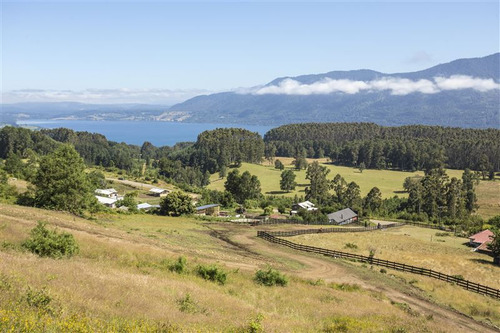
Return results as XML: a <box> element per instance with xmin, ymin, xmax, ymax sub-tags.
<box><xmin>264</xmin><ymin>223</ymin><xmax>402</xmax><ymax>237</ymax></box>
<box><xmin>252</xmin><ymin>217</ymin><xmax>454</xmax><ymax>232</ymax></box>
<box><xmin>256</xmin><ymin>231</ymin><xmax>500</xmax><ymax>299</ymax></box>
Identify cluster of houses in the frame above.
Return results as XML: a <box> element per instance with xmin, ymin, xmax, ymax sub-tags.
<box><xmin>94</xmin><ymin>187</ymin><xmax>169</xmax><ymax>211</ymax></box>
<box><xmin>291</xmin><ymin>201</ymin><xmax>358</xmax><ymax>225</ymax></box>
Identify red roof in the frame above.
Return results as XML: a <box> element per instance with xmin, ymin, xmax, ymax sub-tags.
<box><xmin>469</xmin><ymin>230</ymin><xmax>494</xmax><ymax>244</ymax></box>
<box><xmin>476</xmin><ymin>241</ymin><xmax>492</xmax><ymax>252</ymax></box>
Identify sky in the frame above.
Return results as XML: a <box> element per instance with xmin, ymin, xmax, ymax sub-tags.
<box><xmin>2</xmin><ymin>1</ymin><xmax>499</xmax><ymax>104</ymax></box>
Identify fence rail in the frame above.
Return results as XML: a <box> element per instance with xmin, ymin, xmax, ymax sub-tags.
<box><xmin>252</xmin><ymin>218</ymin><xmax>455</xmax><ymax>232</ymax></box>
<box><xmin>256</xmin><ymin>231</ymin><xmax>500</xmax><ymax>299</ymax></box>
<box><xmin>265</xmin><ymin>222</ymin><xmax>402</xmax><ymax>237</ymax></box>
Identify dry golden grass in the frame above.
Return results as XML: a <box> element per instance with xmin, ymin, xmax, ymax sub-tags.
<box><xmin>0</xmin><ymin>203</ymin><xmax>498</xmax><ymax>332</ymax></box>
<box><xmin>293</xmin><ymin>226</ymin><xmax>500</xmax><ymax>289</ymax></box>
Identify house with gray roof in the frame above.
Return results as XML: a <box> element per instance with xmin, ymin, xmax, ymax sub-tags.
<box><xmin>327</xmin><ymin>208</ymin><xmax>358</xmax><ymax>225</ymax></box>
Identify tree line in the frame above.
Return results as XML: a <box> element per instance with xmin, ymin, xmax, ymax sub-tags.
<box><xmin>264</xmin><ymin>123</ymin><xmax>500</xmax><ymax>173</ymax></box>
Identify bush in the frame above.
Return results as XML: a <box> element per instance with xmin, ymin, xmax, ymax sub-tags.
<box><xmin>22</xmin><ymin>221</ymin><xmax>79</xmax><ymax>258</ymax></box>
<box><xmin>196</xmin><ymin>264</ymin><xmax>227</xmax><ymax>285</ymax></box>
<box><xmin>254</xmin><ymin>268</ymin><xmax>288</xmax><ymax>287</ymax></box>
<box><xmin>169</xmin><ymin>256</ymin><xmax>187</xmax><ymax>274</ymax></box>
<box><xmin>344</xmin><ymin>242</ymin><xmax>358</xmax><ymax>249</ymax></box>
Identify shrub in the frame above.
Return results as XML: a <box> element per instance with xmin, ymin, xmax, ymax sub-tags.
<box><xmin>344</xmin><ymin>242</ymin><xmax>358</xmax><ymax>249</ymax></box>
<box><xmin>196</xmin><ymin>264</ymin><xmax>227</xmax><ymax>285</ymax></box>
<box><xmin>169</xmin><ymin>256</ymin><xmax>187</xmax><ymax>274</ymax></box>
<box><xmin>22</xmin><ymin>221</ymin><xmax>79</xmax><ymax>258</ymax></box>
<box><xmin>329</xmin><ymin>283</ymin><xmax>361</xmax><ymax>292</ymax></box>
<box><xmin>254</xmin><ymin>268</ymin><xmax>288</xmax><ymax>287</ymax></box>
<box><xmin>177</xmin><ymin>293</ymin><xmax>206</xmax><ymax>314</ymax></box>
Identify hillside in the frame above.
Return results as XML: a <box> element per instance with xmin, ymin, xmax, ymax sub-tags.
<box><xmin>1</xmin><ymin>203</ymin><xmax>499</xmax><ymax>332</ymax></box>
<box><xmin>169</xmin><ymin>53</ymin><xmax>500</xmax><ymax>128</ymax></box>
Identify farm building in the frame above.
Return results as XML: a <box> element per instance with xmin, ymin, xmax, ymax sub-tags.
<box><xmin>95</xmin><ymin>188</ymin><xmax>118</xmax><ymax>198</ymax></box>
<box><xmin>196</xmin><ymin>204</ymin><xmax>220</xmax><ymax>216</ymax></box>
<box><xmin>469</xmin><ymin>229</ymin><xmax>494</xmax><ymax>254</ymax></box>
<box><xmin>137</xmin><ymin>203</ymin><xmax>161</xmax><ymax>211</ymax></box>
<box><xmin>149</xmin><ymin>188</ymin><xmax>169</xmax><ymax>197</ymax></box>
<box><xmin>95</xmin><ymin>195</ymin><xmax>118</xmax><ymax>209</ymax></box>
<box><xmin>291</xmin><ymin>201</ymin><xmax>318</xmax><ymax>214</ymax></box>
<box><xmin>327</xmin><ymin>208</ymin><xmax>358</xmax><ymax>225</ymax></box>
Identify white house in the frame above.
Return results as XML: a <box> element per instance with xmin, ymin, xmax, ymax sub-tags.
<box><xmin>95</xmin><ymin>195</ymin><xmax>118</xmax><ymax>209</ymax></box>
<box><xmin>95</xmin><ymin>188</ymin><xmax>118</xmax><ymax>198</ymax></box>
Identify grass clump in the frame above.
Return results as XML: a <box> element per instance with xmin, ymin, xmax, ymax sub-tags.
<box><xmin>329</xmin><ymin>283</ymin><xmax>361</xmax><ymax>292</ymax></box>
<box><xmin>169</xmin><ymin>256</ymin><xmax>188</xmax><ymax>274</ymax></box>
<box><xmin>254</xmin><ymin>267</ymin><xmax>288</xmax><ymax>287</ymax></box>
<box><xmin>22</xmin><ymin>221</ymin><xmax>79</xmax><ymax>258</ymax></box>
<box><xmin>196</xmin><ymin>264</ymin><xmax>227</xmax><ymax>285</ymax></box>
<box><xmin>344</xmin><ymin>242</ymin><xmax>358</xmax><ymax>250</ymax></box>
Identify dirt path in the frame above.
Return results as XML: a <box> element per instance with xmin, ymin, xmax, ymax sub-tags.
<box><xmin>220</xmin><ymin>224</ymin><xmax>499</xmax><ymax>333</ymax></box>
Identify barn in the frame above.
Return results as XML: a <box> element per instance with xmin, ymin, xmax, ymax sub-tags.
<box><xmin>195</xmin><ymin>204</ymin><xmax>220</xmax><ymax>216</ymax></box>
<box><xmin>327</xmin><ymin>208</ymin><xmax>358</xmax><ymax>225</ymax></box>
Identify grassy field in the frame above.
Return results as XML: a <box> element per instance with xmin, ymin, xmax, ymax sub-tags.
<box><xmin>208</xmin><ymin>159</ymin><xmax>499</xmax><ymax>218</ymax></box>
<box><xmin>293</xmin><ymin>225</ymin><xmax>500</xmax><ymax>289</ymax></box>
<box><xmin>1</xmin><ymin>203</ymin><xmax>498</xmax><ymax>332</ymax></box>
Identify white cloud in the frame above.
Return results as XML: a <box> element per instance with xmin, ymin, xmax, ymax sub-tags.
<box><xmin>251</xmin><ymin>75</ymin><xmax>499</xmax><ymax>96</ymax></box>
<box><xmin>2</xmin><ymin>88</ymin><xmax>213</xmax><ymax>104</ymax></box>
<box><xmin>434</xmin><ymin>75</ymin><xmax>499</xmax><ymax>92</ymax></box>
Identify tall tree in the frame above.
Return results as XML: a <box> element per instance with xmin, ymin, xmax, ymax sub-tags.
<box><xmin>332</xmin><ymin>174</ymin><xmax>347</xmax><ymax>204</ymax></box>
<box><xmin>364</xmin><ymin>187</ymin><xmax>382</xmax><ymax>213</ymax></box>
<box><xmin>33</xmin><ymin>144</ymin><xmax>97</xmax><ymax>214</ymax></box>
<box><xmin>224</xmin><ymin>170</ymin><xmax>261</xmax><ymax>203</ymax></box>
<box><xmin>305</xmin><ymin>162</ymin><xmax>331</xmax><ymax>205</ymax></box>
<box><xmin>280</xmin><ymin>170</ymin><xmax>297</xmax><ymax>192</ymax></box>
<box><xmin>344</xmin><ymin>181</ymin><xmax>361</xmax><ymax>209</ymax></box>
<box><xmin>160</xmin><ymin>191</ymin><xmax>194</xmax><ymax>216</ymax></box>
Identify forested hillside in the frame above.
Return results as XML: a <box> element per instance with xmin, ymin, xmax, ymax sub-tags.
<box><xmin>264</xmin><ymin>123</ymin><xmax>500</xmax><ymax>173</ymax></box>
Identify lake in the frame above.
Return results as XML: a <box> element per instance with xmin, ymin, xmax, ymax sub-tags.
<box><xmin>16</xmin><ymin>120</ymin><xmax>274</xmax><ymax>146</ymax></box>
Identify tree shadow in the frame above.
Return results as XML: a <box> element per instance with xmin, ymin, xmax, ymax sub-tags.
<box><xmin>393</xmin><ymin>190</ymin><xmax>407</xmax><ymax>194</ymax></box>
<box><xmin>468</xmin><ymin>258</ymin><xmax>496</xmax><ymax>267</ymax></box>
<box><xmin>265</xmin><ymin>191</ymin><xmax>288</xmax><ymax>195</ymax></box>
<box><xmin>296</xmin><ymin>183</ymin><xmax>309</xmax><ymax>187</ymax></box>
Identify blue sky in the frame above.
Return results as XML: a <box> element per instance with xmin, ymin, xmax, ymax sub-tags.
<box><xmin>2</xmin><ymin>1</ymin><xmax>499</xmax><ymax>104</ymax></box>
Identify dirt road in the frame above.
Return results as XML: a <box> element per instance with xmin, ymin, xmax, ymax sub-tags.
<box><xmin>218</xmin><ymin>223</ymin><xmax>499</xmax><ymax>333</ymax></box>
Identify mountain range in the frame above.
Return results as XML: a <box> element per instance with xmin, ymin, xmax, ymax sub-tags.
<box><xmin>2</xmin><ymin>53</ymin><xmax>499</xmax><ymax>128</ymax></box>
<box><xmin>169</xmin><ymin>53</ymin><xmax>499</xmax><ymax>128</ymax></box>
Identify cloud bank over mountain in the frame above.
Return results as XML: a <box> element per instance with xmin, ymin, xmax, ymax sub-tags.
<box><xmin>251</xmin><ymin>75</ymin><xmax>499</xmax><ymax>96</ymax></box>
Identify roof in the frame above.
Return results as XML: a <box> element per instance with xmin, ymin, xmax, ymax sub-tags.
<box><xmin>327</xmin><ymin>208</ymin><xmax>357</xmax><ymax>223</ymax></box>
<box><xmin>297</xmin><ymin>201</ymin><xmax>315</xmax><ymax>209</ymax></box>
<box><xmin>469</xmin><ymin>230</ymin><xmax>494</xmax><ymax>244</ymax></box>
<box><xmin>476</xmin><ymin>241</ymin><xmax>492</xmax><ymax>252</ymax></box>
<box><xmin>95</xmin><ymin>196</ymin><xmax>117</xmax><ymax>205</ymax></box>
<box><xmin>149</xmin><ymin>188</ymin><xmax>168</xmax><ymax>194</ymax></box>
<box><xmin>95</xmin><ymin>188</ymin><xmax>117</xmax><ymax>196</ymax></box>
<box><xmin>137</xmin><ymin>203</ymin><xmax>161</xmax><ymax>210</ymax></box>
<box><xmin>196</xmin><ymin>204</ymin><xmax>220</xmax><ymax>211</ymax></box>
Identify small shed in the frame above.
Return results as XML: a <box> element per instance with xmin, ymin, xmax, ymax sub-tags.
<box><xmin>137</xmin><ymin>203</ymin><xmax>161</xmax><ymax>211</ymax></box>
<box><xmin>196</xmin><ymin>204</ymin><xmax>220</xmax><ymax>216</ymax></box>
<box><xmin>327</xmin><ymin>208</ymin><xmax>358</xmax><ymax>225</ymax></box>
<box><xmin>149</xmin><ymin>188</ymin><xmax>169</xmax><ymax>197</ymax></box>
<box><xmin>469</xmin><ymin>229</ymin><xmax>494</xmax><ymax>248</ymax></box>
